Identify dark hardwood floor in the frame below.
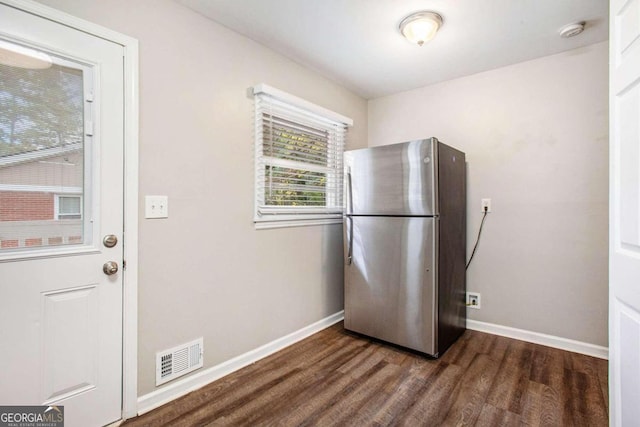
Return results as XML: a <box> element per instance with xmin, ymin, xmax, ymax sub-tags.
<box><xmin>123</xmin><ymin>322</ymin><xmax>608</xmax><ymax>426</ymax></box>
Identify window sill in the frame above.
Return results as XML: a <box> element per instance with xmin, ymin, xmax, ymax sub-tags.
<box><xmin>254</xmin><ymin>217</ymin><xmax>343</xmax><ymax>230</ymax></box>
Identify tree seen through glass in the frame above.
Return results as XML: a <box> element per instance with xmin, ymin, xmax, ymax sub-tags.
<box><xmin>263</xmin><ymin>117</ymin><xmax>329</xmax><ymax>206</ymax></box>
<box><xmin>0</xmin><ymin>62</ymin><xmax>83</xmax><ymax>156</ymax></box>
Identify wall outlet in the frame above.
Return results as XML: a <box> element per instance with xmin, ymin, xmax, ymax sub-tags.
<box><xmin>481</xmin><ymin>198</ymin><xmax>491</xmax><ymax>213</ymax></box>
<box><xmin>466</xmin><ymin>292</ymin><xmax>481</xmax><ymax>309</ymax></box>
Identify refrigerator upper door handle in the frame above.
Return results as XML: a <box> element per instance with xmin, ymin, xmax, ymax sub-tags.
<box><xmin>346</xmin><ymin>168</ymin><xmax>353</xmax><ymax>215</ymax></box>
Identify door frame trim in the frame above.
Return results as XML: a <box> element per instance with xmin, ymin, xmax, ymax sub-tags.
<box><xmin>1</xmin><ymin>0</ymin><xmax>140</xmax><ymax>420</ymax></box>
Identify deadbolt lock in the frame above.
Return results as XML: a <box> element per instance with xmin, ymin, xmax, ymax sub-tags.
<box><xmin>103</xmin><ymin>234</ymin><xmax>118</xmax><ymax>248</ymax></box>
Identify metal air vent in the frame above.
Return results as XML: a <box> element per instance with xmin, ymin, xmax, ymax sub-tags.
<box><xmin>155</xmin><ymin>337</ymin><xmax>204</xmax><ymax>386</ymax></box>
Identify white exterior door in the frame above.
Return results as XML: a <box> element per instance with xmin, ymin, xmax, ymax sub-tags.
<box><xmin>0</xmin><ymin>3</ymin><xmax>124</xmax><ymax>427</ymax></box>
<box><xmin>610</xmin><ymin>0</ymin><xmax>640</xmax><ymax>425</ymax></box>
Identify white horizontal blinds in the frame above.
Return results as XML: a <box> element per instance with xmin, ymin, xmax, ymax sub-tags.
<box><xmin>255</xmin><ymin>91</ymin><xmax>347</xmax><ymax>218</ymax></box>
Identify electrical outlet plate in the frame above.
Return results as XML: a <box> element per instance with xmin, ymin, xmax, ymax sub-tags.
<box><xmin>481</xmin><ymin>198</ymin><xmax>491</xmax><ymax>213</ymax></box>
<box><xmin>466</xmin><ymin>292</ymin><xmax>481</xmax><ymax>309</ymax></box>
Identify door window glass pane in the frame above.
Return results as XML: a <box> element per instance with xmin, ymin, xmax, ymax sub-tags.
<box><xmin>0</xmin><ymin>39</ymin><xmax>90</xmax><ymax>251</ymax></box>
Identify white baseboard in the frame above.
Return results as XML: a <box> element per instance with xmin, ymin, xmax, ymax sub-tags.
<box><xmin>466</xmin><ymin>319</ymin><xmax>608</xmax><ymax>360</ymax></box>
<box><xmin>136</xmin><ymin>311</ymin><xmax>344</xmax><ymax>416</ymax></box>
<box><xmin>136</xmin><ymin>313</ymin><xmax>605</xmax><ymax>417</ymax></box>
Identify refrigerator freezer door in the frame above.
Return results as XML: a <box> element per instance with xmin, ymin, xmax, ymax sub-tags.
<box><xmin>345</xmin><ymin>139</ymin><xmax>435</xmax><ymax>216</ymax></box>
<box><xmin>344</xmin><ymin>216</ymin><xmax>436</xmax><ymax>355</ymax></box>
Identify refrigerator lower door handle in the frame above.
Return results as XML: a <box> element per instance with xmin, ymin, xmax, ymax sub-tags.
<box><xmin>347</xmin><ymin>215</ymin><xmax>353</xmax><ymax>265</ymax></box>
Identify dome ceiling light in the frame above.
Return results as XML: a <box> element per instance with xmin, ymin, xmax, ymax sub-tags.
<box><xmin>399</xmin><ymin>11</ymin><xmax>443</xmax><ymax>47</ymax></box>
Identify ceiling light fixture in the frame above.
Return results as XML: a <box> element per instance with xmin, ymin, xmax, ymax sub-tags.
<box><xmin>559</xmin><ymin>22</ymin><xmax>585</xmax><ymax>38</ymax></box>
<box><xmin>399</xmin><ymin>11</ymin><xmax>443</xmax><ymax>46</ymax></box>
<box><xmin>0</xmin><ymin>39</ymin><xmax>52</xmax><ymax>69</ymax></box>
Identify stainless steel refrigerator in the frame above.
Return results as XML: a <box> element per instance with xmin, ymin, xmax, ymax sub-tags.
<box><xmin>343</xmin><ymin>138</ymin><xmax>466</xmax><ymax>357</ymax></box>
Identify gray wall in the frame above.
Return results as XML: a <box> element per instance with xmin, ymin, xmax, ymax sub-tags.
<box><xmin>37</xmin><ymin>0</ymin><xmax>368</xmax><ymax>395</ymax></box>
<box><xmin>33</xmin><ymin>0</ymin><xmax>609</xmax><ymax>398</ymax></box>
<box><xmin>368</xmin><ymin>42</ymin><xmax>609</xmax><ymax>346</ymax></box>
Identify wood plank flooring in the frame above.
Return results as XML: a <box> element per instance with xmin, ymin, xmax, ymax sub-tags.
<box><xmin>123</xmin><ymin>323</ymin><xmax>608</xmax><ymax>426</ymax></box>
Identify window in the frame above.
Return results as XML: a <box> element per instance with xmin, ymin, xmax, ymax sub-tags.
<box><xmin>55</xmin><ymin>195</ymin><xmax>82</xmax><ymax>220</ymax></box>
<box><xmin>0</xmin><ymin>38</ymin><xmax>91</xmax><ymax>251</ymax></box>
<box><xmin>253</xmin><ymin>84</ymin><xmax>353</xmax><ymax>228</ymax></box>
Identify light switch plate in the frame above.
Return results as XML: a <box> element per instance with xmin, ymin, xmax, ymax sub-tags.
<box><xmin>145</xmin><ymin>195</ymin><xmax>168</xmax><ymax>219</ymax></box>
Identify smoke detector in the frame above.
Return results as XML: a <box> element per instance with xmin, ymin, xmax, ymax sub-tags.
<box><xmin>559</xmin><ymin>22</ymin><xmax>585</xmax><ymax>38</ymax></box>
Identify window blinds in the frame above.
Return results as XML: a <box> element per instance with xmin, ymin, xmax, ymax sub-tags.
<box><xmin>254</xmin><ymin>85</ymin><xmax>351</xmax><ymax>222</ymax></box>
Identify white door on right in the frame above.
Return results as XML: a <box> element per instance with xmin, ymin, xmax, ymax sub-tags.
<box><xmin>610</xmin><ymin>0</ymin><xmax>640</xmax><ymax>425</ymax></box>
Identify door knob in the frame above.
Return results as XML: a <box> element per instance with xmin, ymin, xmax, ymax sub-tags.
<box><xmin>103</xmin><ymin>261</ymin><xmax>119</xmax><ymax>275</ymax></box>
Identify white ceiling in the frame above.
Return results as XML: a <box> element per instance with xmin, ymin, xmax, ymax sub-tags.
<box><xmin>178</xmin><ymin>0</ymin><xmax>609</xmax><ymax>99</ymax></box>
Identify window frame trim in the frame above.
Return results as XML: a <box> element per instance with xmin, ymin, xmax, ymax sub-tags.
<box><xmin>253</xmin><ymin>84</ymin><xmax>352</xmax><ymax>229</ymax></box>
<box><xmin>253</xmin><ymin>84</ymin><xmax>353</xmax><ymax>126</ymax></box>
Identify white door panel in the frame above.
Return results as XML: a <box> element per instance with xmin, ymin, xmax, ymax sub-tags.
<box><xmin>0</xmin><ymin>3</ymin><xmax>124</xmax><ymax>426</ymax></box>
<box><xmin>610</xmin><ymin>0</ymin><xmax>640</xmax><ymax>425</ymax></box>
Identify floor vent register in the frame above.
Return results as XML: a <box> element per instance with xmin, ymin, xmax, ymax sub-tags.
<box><xmin>156</xmin><ymin>337</ymin><xmax>204</xmax><ymax>386</ymax></box>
